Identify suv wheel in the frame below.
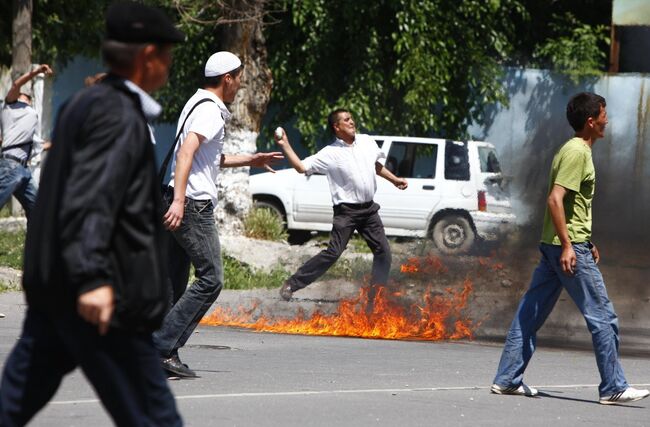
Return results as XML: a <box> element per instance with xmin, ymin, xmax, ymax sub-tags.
<box><xmin>431</xmin><ymin>215</ymin><xmax>475</xmax><ymax>254</ymax></box>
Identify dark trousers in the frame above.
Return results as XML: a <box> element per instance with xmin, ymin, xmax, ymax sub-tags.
<box><xmin>153</xmin><ymin>188</ymin><xmax>224</xmax><ymax>358</ymax></box>
<box><xmin>287</xmin><ymin>202</ymin><xmax>391</xmax><ymax>290</ymax></box>
<box><xmin>0</xmin><ymin>309</ymin><xmax>182</xmax><ymax>427</ymax></box>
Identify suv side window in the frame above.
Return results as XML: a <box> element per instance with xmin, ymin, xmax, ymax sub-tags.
<box><xmin>445</xmin><ymin>140</ymin><xmax>470</xmax><ymax>181</ymax></box>
<box><xmin>478</xmin><ymin>146</ymin><xmax>502</xmax><ymax>173</ymax></box>
<box><xmin>386</xmin><ymin>141</ymin><xmax>437</xmax><ymax>179</ymax></box>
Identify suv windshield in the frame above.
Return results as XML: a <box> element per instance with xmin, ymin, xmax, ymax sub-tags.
<box><xmin>478</xmin><ymin>147</ymin><xmax>502</xmax><ymax>173</ymax></box>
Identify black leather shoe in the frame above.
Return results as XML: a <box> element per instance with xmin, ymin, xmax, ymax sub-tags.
<box><xmin>161</xmin><ymin>354</ymin><xmax>198</xmax><ymax>378</ymax></box>
<box><xmin>279</xmin><ymin>282</ymin><xmax>293</xmax><ymax>301</ymax></box>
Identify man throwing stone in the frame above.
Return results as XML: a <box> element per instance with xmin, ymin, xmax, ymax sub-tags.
<box><xmin>275</xmin><ymin>109</ymin><xmax>407</xmax><ymax>301</ymax></box>
<box><xmin>0</xmin><ymin>64</ymin><xmax>53</xmax><ymax>217</ymax></box>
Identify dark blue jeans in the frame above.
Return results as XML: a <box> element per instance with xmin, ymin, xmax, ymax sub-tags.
<box><xmin>0</xmin><ymin>158</ymin><xmax>37</xmax><ymax>217</ymax></box>
<box><xmin>153</xmin><ymin>189</ymin><xmax>224</xmax><ymax>358</ymax></box>
<box><xmin>0</xmin><ymin>309</ymin><xmax>181</xmax><ymax>427</ymax></box>
<box><xmin>493</xmin><ymin>243</ymin><xmax>628</xmax><ymax>397</ymax></box>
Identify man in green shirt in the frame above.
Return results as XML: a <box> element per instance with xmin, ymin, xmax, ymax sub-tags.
<box><xmin>491</xmin><ymin>92</ymin><xmax>649</xmax><ymax>405</ymax></box>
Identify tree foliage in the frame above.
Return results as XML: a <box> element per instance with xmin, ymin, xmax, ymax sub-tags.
<box><xmin>533</xmin><ymin>13</ymin><xmax>609</xmax><ymax>83</ymax></box>
<box><xmin>0</xmin><ymin>0</ymin><xmax>108</xmax><ymax>67</ymax></box>
<box><xmin>146</xmin><ymin>0</ymin><xmax>222</xmax><ymax>122</ymax></box>
<box><xmin>0</xmin><ymin>0</ymin><xmax>230</xmax><ymax>123</ymax></box>
<box><xmin>509</xmin><ymin>1</ymin><xmax>611</xmax><ymax>81</ymax></box>
<box><xmin>0</xmin><ymin>0</ymin><xmax>613</xmax><ymax>145</ymax></box>
<box><xmin>264</xmin><ymin>0</ymin><xmax>527</xmax><ymax>148</ymax></box>
<box><xmin>508</xmin><ymin>0</ymin><xmax>611</xmax><ymax>66</ymax></box>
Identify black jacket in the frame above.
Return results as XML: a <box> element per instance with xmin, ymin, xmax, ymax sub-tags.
<box><xmin>23</xmin><ymin>75</ymin><xmax>169</xmax><ymax>332</ymax></box>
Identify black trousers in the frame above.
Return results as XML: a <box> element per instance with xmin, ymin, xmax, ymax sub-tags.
<box><xmin>0</xmin><ymin>309</ymin><xmax>182</xmax><ymax>427</ymax></box>
<box><xmin>287</xmin><ymin>201</ymin><xmax>391</xmax><ymax>290</ymax></box>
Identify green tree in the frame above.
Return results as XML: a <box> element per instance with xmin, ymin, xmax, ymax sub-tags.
<box><xmin>0</xmin><ymin>0</ymin><xmax>109</xmax><ymax>67</ymax></box>
<box><xmin>0</xmin><ymin>0</ymin><xmax>612</xmax><ymax>143</ymax></box>
<box><xmin>532</xmin><ymin>12</ymin><xmax>609</xmax><ymax>82</ymax></box>
<box><xmin>264</xmin><ymin>0</ymin><xmax>527</xmax><ymax>148</ymax></box>
<box><xmin>504</xmin><ymin>0</ymin><xmax>611</xmax><ymax>82</ymax></box>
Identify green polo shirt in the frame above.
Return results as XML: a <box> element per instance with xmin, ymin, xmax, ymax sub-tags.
<box><xmin>540</xmin><ymin>137</ymin><xmax>595</xmax><ymax>245</ymax></box>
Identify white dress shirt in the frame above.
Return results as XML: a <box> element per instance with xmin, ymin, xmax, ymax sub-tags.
<box><xmin>302</xmin><ymin>133</ymin><xmax>385</xmax><ymax>205</ymax></box>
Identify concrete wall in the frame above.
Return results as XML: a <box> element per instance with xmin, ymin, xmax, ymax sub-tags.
<box><xmin>467</xmin><ymin>67</ymin><xmax>650</xmax><ymax>245</ymax></box>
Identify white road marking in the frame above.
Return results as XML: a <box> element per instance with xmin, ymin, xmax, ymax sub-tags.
<box><xmin>50</xmin><ymin>383</ymin><xmax>650</xmax><ymax>406</ymax></box>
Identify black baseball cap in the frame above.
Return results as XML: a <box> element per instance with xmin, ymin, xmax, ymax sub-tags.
<box><xmin>105</xmin><ymin>1</ymin><xmax>185</xmax><ymax>44</ymax></box>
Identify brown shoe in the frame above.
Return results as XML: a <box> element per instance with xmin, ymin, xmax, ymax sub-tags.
<box><xmin>279</xmin><ymin>282</ymin><xmax>293</xmax><ymax>301</ymax></box>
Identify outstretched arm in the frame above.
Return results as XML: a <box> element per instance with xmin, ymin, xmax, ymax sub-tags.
<box><xmin>376</xmin><ymin>162</ymin><xmax>408</xmax><ymax>190</ymax></box>
<box><xmin>220</xmin><ymin>152</ymin><xmax>284</xmax><ymax>171</ymax></box>
<box><xmin>5</xmin><ymin>64</ymin><xmax>53</xmax><ymax>103</ymax></box>
<box><xmin>274</xmin><ymin>127</ymin><xmax>306</xmax><ymax>174</ymax></box>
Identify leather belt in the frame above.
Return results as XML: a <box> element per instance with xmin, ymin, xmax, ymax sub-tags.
<box><xmin>0</xmin><ymin>154</ymin><xmax>27</xmax><ymax>166</ymax></box>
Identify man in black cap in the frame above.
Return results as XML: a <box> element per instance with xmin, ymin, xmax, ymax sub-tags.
<box><xmin>0</xmin><ymin>2</ymin><xmax>184</xmax><ymax>426</ymax></box>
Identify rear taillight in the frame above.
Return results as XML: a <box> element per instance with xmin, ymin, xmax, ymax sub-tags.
<box><xmin>478</xmin><ymin>191</ymin><xmax>487</xmax><ymax>212</ymax></box>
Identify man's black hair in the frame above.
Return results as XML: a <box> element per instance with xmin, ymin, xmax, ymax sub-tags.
<box><xmin>102</xmin><ymin>40</ymin><xmax>147</xmax><ymax>71</ymax></box>
<box><xmin>204</xmin><ymin>66</ymin><xmax>244</xmax><ymax>88</ymax></box>
<box><xmin>566</xmin><ymin>92</ymin><xmax>606</xmax><ymax>132</ymax></box>
<box><xmin>327</xmin><ymin>108</ymin><xmax>350</xmax><ymax>134</ymax></box>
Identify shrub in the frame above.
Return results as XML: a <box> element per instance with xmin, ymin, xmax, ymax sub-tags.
<box><xmin>223</xmin><ymin>255</ymin><xmax>290</xmax><ymax>290</ymax></box>
<box><xmin>0</xmin><ymin>230</ymin><xmax>25</xmax><ymax>269</ymax></box>
<box><xmin>243</xmin><ymin>207</ymin><xmax>288</xmax><ymax>242</ymax></box>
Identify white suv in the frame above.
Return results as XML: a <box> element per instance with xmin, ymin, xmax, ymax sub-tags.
<box><xmin>250</xmin><ymin>136</ymin><xmax>515</xmax><ymax>253</ymax></box>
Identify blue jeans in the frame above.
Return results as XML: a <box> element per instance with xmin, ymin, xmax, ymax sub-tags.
<box><xmin>153</xmin><ymin>189</ymin><xmax>224</xmax><ymax>358</ymax></box>
<box><xmin>0</xmin><ymin>158</ymin><xmax>37</xmax><ymax>217</ymax></box>
<box><xmin>493</xmin><ymin>243</ymin><xmax>628</xmax><ymax>397</ymax></box>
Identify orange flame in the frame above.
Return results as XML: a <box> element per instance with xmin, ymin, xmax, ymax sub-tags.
<box><xmin>479</xmin><ymin>253</ymin><xmax>505</xmax><ymax>271</ymax></box>
<box><xmin>399</xmin><ymin>255</ymin><xmax>448</xmax><ymax>275</ymax></box>
<box><xmin>201</xmin><ymin>279</ymin><xmax>474</xmax><ymax>341</ymax></box>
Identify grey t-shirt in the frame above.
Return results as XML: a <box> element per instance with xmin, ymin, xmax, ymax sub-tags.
<box><xmin>0</xmin><ymin>101</ymin><xmax>39</xmax><ymax>161</ymax></box>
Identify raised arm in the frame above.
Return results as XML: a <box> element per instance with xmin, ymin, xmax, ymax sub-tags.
<box><xmin>273</xmin><ymin>127</ymin><xmax>306</xmax><ymax>174</ymax></box>
<box><xmin>5</xmin><ymin>64</ymin><xmax>53</xmax><ymax>103</ymax></box>
<box><xmin>376</xmin><ymin>161</ymin><xmax>408</xmax><ymax>190</ymax></box>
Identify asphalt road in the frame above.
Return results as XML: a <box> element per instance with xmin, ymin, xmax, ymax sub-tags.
<box><xmin>0</xmin><ymin>291</ymin><xmax>648</xmax><ymax>427</ymax></box>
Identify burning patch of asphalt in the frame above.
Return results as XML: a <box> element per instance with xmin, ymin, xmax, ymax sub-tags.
<box><xmin>197</xmin><ymin>251</ymin><xmax>529</xmax><ymax>341</ymax></box>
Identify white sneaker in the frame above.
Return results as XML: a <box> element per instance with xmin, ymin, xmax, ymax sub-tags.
<box><xmin>599</xmin><ymin>387</ymin><xmax>650</xmax><ymax>405</ymax></box>
<box><xmin>491</xmin><ymin>383</ymin><xmax>538</xmax><ymax>397</ymax></box>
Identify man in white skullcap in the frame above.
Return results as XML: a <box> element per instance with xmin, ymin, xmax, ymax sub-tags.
<box><xmin>154</xmin><ymin>51</ymin><xmax>282</xmax><ymax>377</ymax></box>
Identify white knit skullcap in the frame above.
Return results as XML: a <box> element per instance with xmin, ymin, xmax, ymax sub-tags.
<box><xmin>204</xmin><ymin>51</ymin><xmax>242</xmax><ymax>77</ymax></box>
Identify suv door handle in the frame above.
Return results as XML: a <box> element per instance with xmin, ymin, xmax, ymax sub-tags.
<box><xmin>422</xmin><ymin>185</ymin><xmax>435</xmax><ymax>190</ymax></box>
